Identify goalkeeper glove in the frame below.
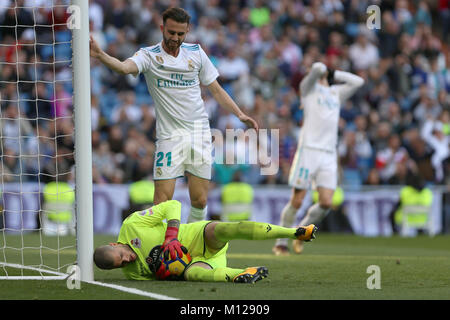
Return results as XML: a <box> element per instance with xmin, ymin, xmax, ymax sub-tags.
<box><xmin>155</xmin><ymin>262</ymin><xmax>171</xmax><ymax>280</ymax></box>
<box><xmin>161</xmin><ymin>225</ymin><xmax>184</xmax><ymax>260</ymax></box>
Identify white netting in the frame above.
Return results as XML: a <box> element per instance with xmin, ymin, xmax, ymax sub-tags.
<box><xmin>0</xmin><ymin>0</ymin><xmax>76</xmax><ymax>279</ymax></box>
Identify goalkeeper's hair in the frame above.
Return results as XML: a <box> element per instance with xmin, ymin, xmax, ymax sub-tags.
<box><xmin>93</xmin><ymin>245</ymin><xmax>116</xmax><ymax>270</ymax></box>
<box><xmin>162</xmin><ymin>7</ymin><xmax>191</xmax><ymax>25</ymax></box>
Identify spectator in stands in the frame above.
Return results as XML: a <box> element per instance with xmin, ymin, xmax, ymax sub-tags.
<box><xmin>1</xmin><ymin>148</ymin><xmax>21</xmax><ymax>182</ymax></box>
<box><xmin>0</xmin><ymin>1</ymin><xmax>34</xmax><ymax>39</ymax></box>
<box><xmin>89</xmin><ymin>0</ymin><xmax>104</xmax><ymax>32</ymax></box>
<box><xmin>3</xmin><ymin>0</ymin><xmax>448</xmax><ymax>186</ymax></box>
<box><xmin>29</xmin><ymin>82</ymin><xmax>53</xmax><ymax>121</ymax></box>
<box><xmin>111</xmin><ymin>91</ymin><xmax>142</xmax><ymax>126</ymax></box>
<box><xmin>421</xmin><ymin>117</ymin><xmax>450</xmax><ymax>183</ymax></box>
<box><xmin>365</xmin><ymin>168</ymin><xmax>381</xmax><ymax>186</ymax></box>
<box><xmin>413</xmin><ymin>92</ymin><xmax>443</xmax><ymax>127</ymax></box>
<box><xmin>0</xmin><ymin>103</ymin><xmax>34</xmax><ymax>155</ymax></box>
<box><xmin>217</xmin><ymin>46</ymin><xmax>251</xmax><ymax>103</ymax></box>
<box><xmin>93</xmin><ymin>141</ymin><xmax>117</xmax><ymax>183</ymax></box>
<box><xmin>375</xmin><ymin>134</ymin><xmax>410</xmax><ymax>183</ymax></box>
<box><xmin>51</xmin><ymin>83</ymin><xmax>72</xmax><ymax>118</ymax></box>
<box><xmin>348</xmin><ymin>31</ymin><xmax>379</xmax><ymax>71</ymax></box>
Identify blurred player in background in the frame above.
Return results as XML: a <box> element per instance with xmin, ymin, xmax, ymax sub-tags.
<box><xmin>89</xmin><ymin>7</ymin><xmax>258</xmax><ymax>223</ymax></box>
<box><xmin>273</xmin><ymin>62</ymin><xmax>364</xmax><ymax>256</ymax></box>
<box><xmin>93</xmin><ymin>200</ymin><xmax>317</xmax><ymax>282</ymax></box>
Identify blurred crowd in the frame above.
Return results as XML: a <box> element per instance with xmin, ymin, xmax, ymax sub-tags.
<box><xmin>0</xmin><ymin>0</ymin><xmax>449</xmax><ymax>189</ymax></box>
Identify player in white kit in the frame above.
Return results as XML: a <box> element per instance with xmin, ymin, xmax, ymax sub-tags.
<box><xmin>273</xmin><ymin>62</ymin><xmax>364</xmax><ymax>255</ymax></box>
<box><xmin>90</xmin><ymin>7</ymin><xmax>258</xmax><ymax>223</ymax></box>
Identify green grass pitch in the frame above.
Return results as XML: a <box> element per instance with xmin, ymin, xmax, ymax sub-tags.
<box><xmin>1</xmin><ymin>233</ymin><xmax>449</xmax><ymax>300</ymax></box>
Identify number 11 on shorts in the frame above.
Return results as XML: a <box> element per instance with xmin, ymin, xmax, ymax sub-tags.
<box><xmin>299</xmin><ymin>167</ymin><xmax>309</xmax><ymax>180</ymax></box>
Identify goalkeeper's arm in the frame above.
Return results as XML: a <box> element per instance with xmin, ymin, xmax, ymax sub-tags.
<box><xmin>89</xmin><ymin>35</ymin><xmax>138</xmax><ymax>76</ymax></box>
<box><xmin>151</xmin><ymin>200</ymin><xmax>184</xmax><ymax>260</ymax></box>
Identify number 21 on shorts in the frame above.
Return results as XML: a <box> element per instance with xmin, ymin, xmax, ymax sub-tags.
<box><xmin>156</xmin><ymin>151</ymin><xmax>172</xmax><ymax>167</ymax></box>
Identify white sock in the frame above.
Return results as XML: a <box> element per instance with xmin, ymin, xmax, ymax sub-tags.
<box><xmin>188</xmin><ymin>205</ymin><xmax>206</xmax><ymax>223</ymax></box>
<box><xmin>275</xmin><ymin>202</ymin><xmax>298</xmax><ymax>247</ymax></box>
<box><xmin>280</xmin><ymin>202</ymin><xmax>298</xmax><ymax>227</ymax></box>
<box><xmin>300</xmin><ymin>203</ymin><xmax>329</xmax><ymax>226</ymax></box>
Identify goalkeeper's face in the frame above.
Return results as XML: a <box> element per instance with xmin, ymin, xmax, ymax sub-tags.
<box><xmin>111</xmin><ymin>244</ymin><xmax>137</xmax><ymax>268</ymax></box>
<box><xmin>161</xmin><ymin>18</ymin><xmax>189</xmax><ymax>53</ymax></box>
<box><xmin>94</xmin><ymin>243</ymin><xmax>137</xmax><ymax>269</ymax></box>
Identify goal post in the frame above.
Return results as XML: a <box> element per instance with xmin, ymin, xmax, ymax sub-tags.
<box><xmin>0</xmin><ymin>0</ymin><xmax>93</xmax><ymax>282</ymax></box>
<box><xmin>72</xmin><ymin>0</ymin><xmax>93</xmax><ymax>282</ymax></box>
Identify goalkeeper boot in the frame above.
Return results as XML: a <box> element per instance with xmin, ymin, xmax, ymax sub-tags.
<box><xmin>292</xmin><ymin>239</ymin><xmax>304</xmax><ymax>254</ymax></box>
<box><xmin>233</xmin><ymin>267</ymin><xmax>268</xmax><ymax>284</ymax></box>
<box><xmin>272</xmin><ymin>244</ymin><xmax>290</xmax><ymax>256</ymax></box>
<box><xmin>295</xmin><ymin>224</ymin><xmax>317</xmax><ymax>242</ymax></box>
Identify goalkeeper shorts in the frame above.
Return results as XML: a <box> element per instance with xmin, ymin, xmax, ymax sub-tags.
<box><xmin>179</xmin><ymin>221</ymin><xmax>228</xmax><ymax>269</ymax></box>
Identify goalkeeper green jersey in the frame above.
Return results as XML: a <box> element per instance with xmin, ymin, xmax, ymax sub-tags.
<box><xmin>117</xmin><ymin>200</ymin><xmax>182</xmax><ymax>280</ymax></box>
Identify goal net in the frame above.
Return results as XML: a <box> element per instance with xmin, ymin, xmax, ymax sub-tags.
<box><xmin>0</xmin><ymin>0</ymin><xmax>93</xmax><ymax>280</ymax></box>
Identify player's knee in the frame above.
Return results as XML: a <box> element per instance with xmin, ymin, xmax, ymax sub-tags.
<box><xmin>191</xmin><ymin>196</ymin><xmax>207</xmax><ymax>209</ymax></box>
<box><xmin>318</xmin><ymin>198</ymin><xmax>332</xmax><ymax>210</ymax></box>
<box><xmin>290</xmin><ymin>199</ymin><xmax>303</xmax><ymax>210</ymax></box>
<box><xmin>184</xmin><ymin>262</ymin><xmax>212</xmax><ymax>281</ymax></box>
<box><xmin>153</xmin><ymin>194</ymin><xmax>168</xmax><ymax>205</ymax></box>
<box><xmin>290</xmin><ymin>189</ymin><xmax>306</xmax><ymax>209</ymax></box>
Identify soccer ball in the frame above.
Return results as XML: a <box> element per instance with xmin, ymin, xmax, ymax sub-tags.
<box><xmin>159</xmin><ymin>249</ymin><xmax>192</xmax><ymax>277</ymax></box>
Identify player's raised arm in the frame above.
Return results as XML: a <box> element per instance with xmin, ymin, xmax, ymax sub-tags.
<box><xmin>300</xmin><ymin>62</ymin><xmax>328</xmax><ymax>96</ymax></box>
<box><xmin>207</xmin><ymin>80</ymin><xmax>259</xmax><ymax>131</ymax></box>
<box><xmin>89</xmin><ymin>35</ymin><xmax>139</xmax><ymax>76</ymax></box>
<box><xmin>332</xmin><ymin>70</ymin><xmax>365</xmax><ymax>103</ymax></box>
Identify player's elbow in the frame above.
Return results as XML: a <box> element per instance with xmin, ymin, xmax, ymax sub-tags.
<box><xmin>119</xmin><ymin>60</ymin><xmax>138</xmax><ymax>76</ymax></box>
<box><xmin>118</xmin><ymin>64</ymin><xmax>131</xmax><ymax>75</ymax></box>
<box><xmin>354</xmin><ymin>76</ymin><xmax>365</xmax><ymax>88</ymax></box>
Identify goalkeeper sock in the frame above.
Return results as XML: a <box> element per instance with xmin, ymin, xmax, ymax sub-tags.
<box><xmin>275</xmin><ymin>202</ymin><xmax>298</xmax><ymax>247</ymax></box>
<box><xmin>188</xmin><ymin>205</ymin><xmax>206</xmax><ymax>223</ymax></box>
<box><xmin>185</xmin><ymin>265</ymin><xmax>244</xmax><ymax>282</ymax></box>
<box><xmin>214</xmin><ymin>221</ymin><xmax>297</xmax><ymax>243</ymax></box>
<box><xmin>300</xmin><ymin>203</ymin><xmax>329</xmax><ymax>226</ymax></box>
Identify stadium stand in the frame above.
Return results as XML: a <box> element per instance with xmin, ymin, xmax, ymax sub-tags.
<box><xmin>0</xmin><ymin>0</ymin><xmax>448</xmax><ymax>190</ymax></box>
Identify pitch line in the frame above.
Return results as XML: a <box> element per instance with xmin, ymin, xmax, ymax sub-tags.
<box><xmin>85</xmin><ymin>280</ymin><xmax>178</xmax><ymax>300</ymax></box>
<box><xmin>0</xmin><ymin>263</ymin><xmax>178</xmax><ymax>300</ymax></box>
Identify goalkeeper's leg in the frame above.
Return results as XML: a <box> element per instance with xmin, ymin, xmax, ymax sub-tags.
<box><xmin>184</xmin><ymin>262</ymin><xmax>244</xmax><ymax>282</ymax></box>
<box><xmin>206</xmin><ymin>220</ymin><xmax>316</xmax><ymax>250</ymax></box>
<box><xmin>184</xmin><ymin>263</ymin><xmax>268</xmax><ymax>283</ymax></box>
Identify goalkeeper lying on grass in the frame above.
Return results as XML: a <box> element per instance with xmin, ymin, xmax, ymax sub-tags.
<box><xmin>94</xmin><ymin>200</ymin><xmax>317</xmax><ymax>283</ymax></box>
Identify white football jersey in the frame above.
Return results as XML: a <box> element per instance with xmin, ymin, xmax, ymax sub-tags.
<box><xmin>129</xmin><ymin>42</ymin><xmax>219</xmax><ymax>140</ymax></box>
<box><xmin>298</xmin><ymin>62</ymin><xmax>364</xmax><ymax>152</ymax></box>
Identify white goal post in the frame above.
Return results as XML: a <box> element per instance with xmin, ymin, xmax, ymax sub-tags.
<box><xmin>0</xmin><ymin>0</ymin><xmax>93</xmax><ymax>281</ymax></box>
<box><xmin>72</xmin><ymin>0</ymin><xmax>93</xmax><ymax>283</ymax></box>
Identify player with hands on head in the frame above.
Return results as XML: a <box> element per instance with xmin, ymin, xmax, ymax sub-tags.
<box><xmin>273</xmin><ymin>61</ymin><xmax>364</xmax><ymax>256</ymax></box>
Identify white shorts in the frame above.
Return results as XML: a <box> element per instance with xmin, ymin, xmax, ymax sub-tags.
<box><xmin>153</xmin><ymin>134</ymin><xmax>212</xmax><ymax>180</ymax></box>
<box><xmin>288</xmin><ymin>146</ymin><xmax>337</xmax><ymax>190</ymax></box>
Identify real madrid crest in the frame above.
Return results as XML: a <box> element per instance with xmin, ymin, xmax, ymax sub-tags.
<box><xmin>188</xmin><ymin>59</ymin><xmax>194</xmax><ymax>71</ymax></box>
<box><xmin>155</xmin><ymin>55</ymin><xmax>164</xmax><ymax>64</ymax></box>
<box><xmin>156</xmin><ymin>167</ymin><xmax>162</xmax><ymax>177</ymax></box>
